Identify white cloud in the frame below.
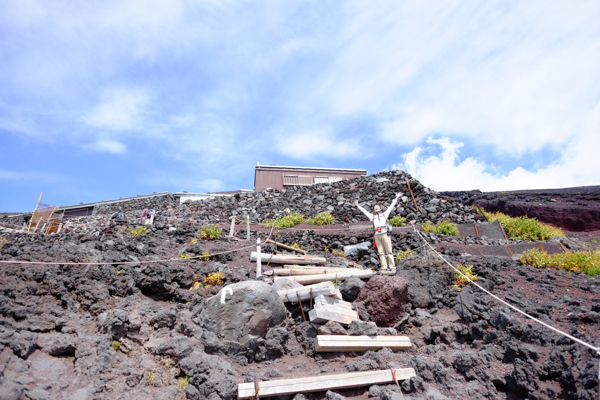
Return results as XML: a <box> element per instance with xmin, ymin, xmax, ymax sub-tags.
<box><xmin>83</xmin><ymin>89</ymin><xmax>149</xmax><ymax>131</ymax></box>
<box><xmin>83</xmin><ymin>140</ymin><xmax>127</xmax><ymax>154</ymax></box>
<box><xmin>276</xmin><ymin>128</ymin><xmax>360</xmax><ymax>159</ymax></box>
<box><xmin>393</xmin><ymin>133</ymin><xmax>600</xmax><ymax>192</ymax></box>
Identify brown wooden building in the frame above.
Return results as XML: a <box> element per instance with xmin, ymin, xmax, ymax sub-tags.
<box><xmin>254</xmin><ymin>164</ymin><xmax>367</xmax><ymax>192</ymax></box>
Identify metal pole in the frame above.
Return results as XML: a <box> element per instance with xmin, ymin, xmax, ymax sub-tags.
<box><xmin>228</xmin><ymin>216</ymin><xmax>236</xmax><ymax>238</ymax></box>
<box><xmin>246</xmin><ymin>215</ymin><xmax>250</xmax><ymax>240</ymax></box>
<box><xmin>256</xmin><ymin>238</ymin><xmax>262</xmax><ymax>278</ymax></box>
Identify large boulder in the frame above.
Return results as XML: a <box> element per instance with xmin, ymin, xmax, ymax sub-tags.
<box><xmin>355</xmin><ymin>276</ymin><xmax>409</xmax><ymax>326</ymax></box>
<box><xmin>198</xmin><ymin>281</ymin><xmax>286</xmax><ymax>342</ymax></box>
<box><xmin>395</xmin><ymin>249</ymin><xmax>452</xmax><ymax>308</ymax></box>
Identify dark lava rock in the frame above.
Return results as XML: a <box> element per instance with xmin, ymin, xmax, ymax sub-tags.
<box><xmin>339</xmin><ymin>275</ymin><xmax>366</xmax><ymax>302</ymax></box>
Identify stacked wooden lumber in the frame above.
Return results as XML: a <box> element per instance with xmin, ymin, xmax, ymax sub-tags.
<box><xmin>309</xmin><ymin>297</ymin><xmax>358</xmax><ymax>326</ymax></box>
<box><xmin>250</xmin><ymin>252</ymin><xmax>326</xmax><ymax>265</ymax></box>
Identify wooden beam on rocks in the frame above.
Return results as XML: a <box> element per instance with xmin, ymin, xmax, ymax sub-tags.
<box><xmin>277</xmin><ymin>282</ymin><xmax>336</xmax><ymax>303</ymax></box>
<box><xmin>267</xmin><ymin>239</ymin><xmax>307</xmax><ymax>254</ymax></box>
<box><xmin>308</xmin><ymin>305</ymin><xmax>358</xmax><ymax>325</ymax></box>
<box><xmin>237</xmin><ymin>368</ymin><xmax>416</xmax><ymax>399</ymax></box>
<box><xmin>250</xmin><ymin>252</ymin><xmax>326</xmax><ymax>265</ymax></box>
<box><xmin>314</xmin><ymin>335</ymin><xmax>412</xmax><ymax>352</ymax></box>
<box><xmin>273</xmin><ymin>270</ymin><xmax>373</xmax><ymax>285</ymax></box>
<box><xmin>272</xmin><ymin>267</ymin><xmax>361</xmax><ymax>276</ymax></box>
<box><xmin>314</xmin><ymin>294</ymin><xmax>353</xmax><ymax>310</ymax></box>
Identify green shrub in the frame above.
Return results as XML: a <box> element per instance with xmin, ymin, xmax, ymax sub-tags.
<box><xmin>435</xmin><ymin>220</ymin><xmax>459</xmax><ymax>236</ymax></box>
<box><xmin>452</xmin><ymin>264</ymin><xmax>478</xmax><ymax>291</ymax></box>
<box><xmin>307</xmin><ymin>211</ymin><xmax>335</xmax><ymax>225</ymax></box>
<box><xmin>177</xmin><ymin>253</ymin><xmax>191</xmax><ymax>259</ymax></box>
<box><xmin>420</xmin><ymin>220</ymin><xmax>458</xmax><ymax>236</ymax></box>
<box><xmin>389</xmin><ymin>216</ymin><xmax>406</xmax><ymax>227</ymax></box>
<box><xmin>264</xmin><ymin>212</ymin><xmax>304</xmax><ymax>229</ymax></box>
<box><xmin>147</xmin><ymin>371</ymin><xmax>156</xmax><ymax>386</ymax></box>
<box><xmin>395</xmin><ymin>249</ymin><xmax>413</xmax><ymax>263</ymax></box>
<box><xmin>420</xmin><ymin>221</ymin><xmax>435</xmax><ymax>232</ymax></box>
<box><xmin>177</xmin><ymin>376</ymin><xmax>189</xmax><ymax>392</ymax></box>
<box><xmin>521</xmin><ymin>248</ymin><xmax>600</xmax><ymax>276</ymax></box>
<box><xmin>199</xmin><ymin>224</ymin><xmax>222</xmax><ymax>240</ymax></box>
<box><xmin>482</xmin><ymin>211</ymin><xmax>564</xmax><ymax>240</ymax></box>
<box><xmin>112</xmin><ymin>340</ymin><xmax>121</xmax><ymax>351</ymax></box>
<box><xmin>129</xmin><ymin>226</ymin><xmax>148</xmax><ymax>236</ymax></box>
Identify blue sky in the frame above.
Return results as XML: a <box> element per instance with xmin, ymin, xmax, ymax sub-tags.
<box><xmin>2</xmin><ymin>1</ymin><xmax>600</xmax><ymax>211</ymax></box>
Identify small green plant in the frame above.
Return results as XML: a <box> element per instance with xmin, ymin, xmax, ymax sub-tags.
<box><xmin>482</xmin><ymin>211</ymin><xmax>564</xmax><ymax>240</ymax></box>
<box><xmin>592</xmin><ymin>237</ymin><xmax>598</xmax><ymax>244</ymax></box>
<box><xmin>129</xmin><ymin>226</ymin><xmax>148</xmax><ymax>236</ymax></box>
<box><xmin>420</xmin><ymin>220</ymin><xmax>458</xmax><ymax>236</ymax></box>
<box><xmin>177</xmin><ymin>376</ymin><xmax>189</xmax><ymax>392</ymax></box>
<box><xmin>307</xmin><ymin>211</ymin><xmax>335</xmax><ymax>225</ymax></box>
<box><xmin>112</xmin><ymin>340</ymin><xmax>121</xmax><ymax>351</ymax></box>
<box><xmin>163</xmin><ymin>357</ymin><xmax>172</xmax><ymax>369</ymax></box>
<box><xmin>177</xmin><ymin>253</ymin><xmax>191</xmax><ymax>259</ymax></box>
<box><xmin>331</xmin><ymin>249</ymin><xmax>345</xmax><ymax>257</ymax></box>
<box><xmin>203</xmin><ymin>272</ymin><xmax>225</xmax><ymax>286</ymax></box>
<box><xmin>199</xmin><ymin>224</ymin><xmax>222</xmax><ymax>240</ymax></box>
<box><xmin>452</xmin><ymin>264</ymin><xmax>478</xmax><ymax>291</ymax></box>
<box><xmin>389</xmin><ymin>216</ymin><xmax>406</xmax><ymax>227</ymax></box>
<box><xmin>290</xmin><ymin>242</ymin><xmax>301</xmax><ymax>249</ymax></box>
<box><xmin>395</xmin><ymin>249</ymin><xmax>413</xmax><ymax>263</ymax></box>
<box><xmin>521</xmin><ymin>248</ymin><xmax>600</xmax><ymax>276</ymax></box>
<box><xmin>0</xmin><ymin>237</ymin><xmax>7</xmax><ymax>249</ymax></box>
<box><xmin>332</xmin><ymin>279</ymin><xmax>342</xmax><ymax>286</ymax></box>
<box><xmin>263</xmin><ymin>212</ymin><xmax>304</xmax><ymax>229</ymax></box>
<box><xmin>147</xmin><ymin>371</ymin><xmax>156</xmax><ymax>386</ymax></box>
<box><xmin>421</xmin><ymin>221</ymin><xmax>435</xmax><ymax>232</ymax></box>
<box><xmin>199</xmin><ymin>250</ymin><xmax>210</xmax><ymax>261</ymax></box>
<box><xmin>185</xmin><ymin>237</ymin><xmax>198</xmax><ymax>245</ymax></box>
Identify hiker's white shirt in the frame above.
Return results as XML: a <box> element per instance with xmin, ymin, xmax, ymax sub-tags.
<box><xmin>357</xmin><ymin>198</ymin><xmax>399</xmax><ymax>235</ymax></box>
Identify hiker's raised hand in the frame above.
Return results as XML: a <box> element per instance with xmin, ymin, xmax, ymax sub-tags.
<box><xmin>395</xmin><ymin>192</ymin><xmax>402</xmax><ymax>198</ymax></box>
<box><xmin>354</xmin><ymin>200</ymin><xmax>359</xmax><ymax>206</ymax></box>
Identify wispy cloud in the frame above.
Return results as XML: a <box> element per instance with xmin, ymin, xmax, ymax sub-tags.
<box><xmin>82</xmin><ymin>140</ymin><xmax>127</xmax><ymax>154</ymax></box>
<box><xmin>83</xmin><ymin>88</ymin><xmax>150</xmax><ymax>131</ymax></box>
<box><xmin>276</xmin><ymin>128</ymin><xmax>361</xmax><ymax>160</ymax></box>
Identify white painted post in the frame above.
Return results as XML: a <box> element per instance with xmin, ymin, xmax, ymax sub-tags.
<box><xmin>228</xmin><ymin>216</ymin><xmax>236</xmax><ymax>238</ymax></box>
<box><xmin>57</xmin><ymin>223</ymin><xmax>63</xmax><ymax>234</ymax></box>
<box><xmin>256</xmin><ymin>237</ymin><xmax>262</xmax><ymax>278</ymax></box>
<box><xmin>40</xmin><ymin>223</ymin><xmax>46</xmax><ymax>234</ymax></box>
<box><xmin>246</xmin><ymin>215</ymin><xmax>250</xmax><ymax>240</ymax></box>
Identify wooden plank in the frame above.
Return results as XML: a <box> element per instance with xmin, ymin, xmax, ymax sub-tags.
<box><xmin>314</xmin><ymin>302</ymin><xmax>359</xmax><ymax>318</ymax></box>
<box><xmin>315</xmin><ymin>335</ymin><xmax>412</xmax><ymax>352</ymax></box>
<box><xmin>309</xmin><ymin>307</ymin><xmax>357</xmax><ymax>325</ymax></box>
<box><xmin>273</xmin><ymin>267</ymin><xmax>362</xmax><ymax>276</ymax></box>
<box><xmin>278</xmin><ymin>282</ymin><xmax>336</xmax><ymax>303</ymax></box>
<box><xmin>251</xmin><ymin>252</ymin><xmax>326</xmax><ymax>265</ymax></box>
<box><xmin>314</xmin><ymin>294</ymin><xmax>353</xmax><ymax>310</ymax></box>
<box><xmin>267</xmin><ymin>239</ymin><xmax>307</xmax><ymax>254</ymax></box>
<box><xmin>273</xmin><ymin>270</ymin><xmax>373</xmax><ymax>285</ymax></box>
<box><xmin>238</xmin><ymin>368</ymin><xmax>416</xmax><ymax>399</ymax></box>
<box><xmin>333</xmin><ymin>288</ymin><xmax>343</xmax><ymax>300</ymax></box>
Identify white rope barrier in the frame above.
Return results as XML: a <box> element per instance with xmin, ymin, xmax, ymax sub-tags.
<box><xmin>412</xmin><ymin>225</ymin><xmax>600</xmax><ymax>356</ymax></box>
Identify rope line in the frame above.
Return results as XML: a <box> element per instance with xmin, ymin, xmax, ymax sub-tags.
<box><xmin>0</xmin><ymin>222</ymin><xmax>278</xmax><ymax>267</ymax></box>
<box><xmin>412</xmin><ymin>225</ymin><xmax>600</xmax><ymax>355</ymax></box>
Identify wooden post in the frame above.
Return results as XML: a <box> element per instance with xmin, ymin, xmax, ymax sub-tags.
<box><xmin>256</xmin><ymin>238</ymin><xmax>262</xmax><ymax>278</ymax></box>
<box><xmin>27</xmin><ymin>192</ymin><xmax>43</xmax><ymax>232</ymax></box>
<box><xmin>228</xmin><ymin>216</ymin><xmax>236</xmax><ymax>238</ymax></box>
<box><xmin>297</xmin><ymin>292</ymin><xmax>306</xmax><ymax>322</ymax></box>
<box><xmin>57</xmin><ymin>223</ymin><xmax>63</xmax><ymax>234</ymax></box>
<box><xmin>559</xmin><ymin>242</ymin><xmax>568</xmax><ymax>253</ymax></box>
<box><xmin>246</xmin><ymin>215</ymin><xmax>250</xmax><ymax>240</ymax></box>
<box><xmin>473</xmin><ymin>223</ymin><xmax>479</xmax><ymax>237</ymax></box>
<box><xmin>476</xmin><ymin>246</ymin><xmax>483</xmax><ymax>256</ymax></box>
<box><xmin>267</xmin><ymin>239</ymin><xmax>307</xmax><ymax>254</ymax></box>
<box><xmin>506</xmin><ymin>245</ymin><xmax>513</xmax><ymax>256</ymax></box>
<box><xmin>190</xmin><ymin>204</ymin><xmax>199</xmax><ymax>228</ymax></box>
<box><xmin>405</xmin><ymin>180</ymin><xmax>419</xmax><ymax>212</ymax></box>
<box><xmin>497</xmin><ymin>219</ymin><xmax>508</xmax><ymax>240</ymax></box>
<box><xmin>537</xmin><ymin>242</ymin><xmax>545</xmax><ymax>252</ymax></box>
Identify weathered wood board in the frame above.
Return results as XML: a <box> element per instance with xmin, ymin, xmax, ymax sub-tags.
<box><xmin>308</xmin><ymin>306</ymin><xmax>358</xmax><ymax>325</ymax></box>
<box><xmin>273</xmin><ymin>270</ymin><xmax>373</xmax><ymax>285</ymax></box>
<box><xmin>277</xmin><ymin>282</ymin><xmax>336</xmax><ymax>303</ymax></box>
<box><xmin>314</xmin><ymin>335</ymin><xmax>412</xmax><ymax>352</ymax></box>
<box><xmin>237</xmin><ymin>368</ymin><xmax>416</xmax><ymax>399</ymax></box>
<box><xmin>250</xmin><ymin>252</ymin><xmax>326</xmax><ymax>265</ymax></box>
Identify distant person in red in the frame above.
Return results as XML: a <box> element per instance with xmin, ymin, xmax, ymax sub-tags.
<box><xmin>355</xmin><ymin>193</ymin><xmax>402</xmax><ymax>270</ymax></box>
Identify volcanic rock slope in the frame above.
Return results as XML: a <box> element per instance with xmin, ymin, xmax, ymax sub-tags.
<box><xmin>0</xmin><ymin>171</ymin><xmax>598</xmax><ymax>400</ymax></box>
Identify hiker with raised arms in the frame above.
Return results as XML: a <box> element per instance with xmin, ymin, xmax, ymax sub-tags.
<box><xmin>354</xmin><ymin>192</ymin><xmax>402</xmax><ymax>270</ymax></box>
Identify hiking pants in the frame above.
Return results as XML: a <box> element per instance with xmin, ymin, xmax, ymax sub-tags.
<box><xmin>375</xmin><ymin>233</ymin><xmax>395</xmax><ymax>269</ymax></box>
